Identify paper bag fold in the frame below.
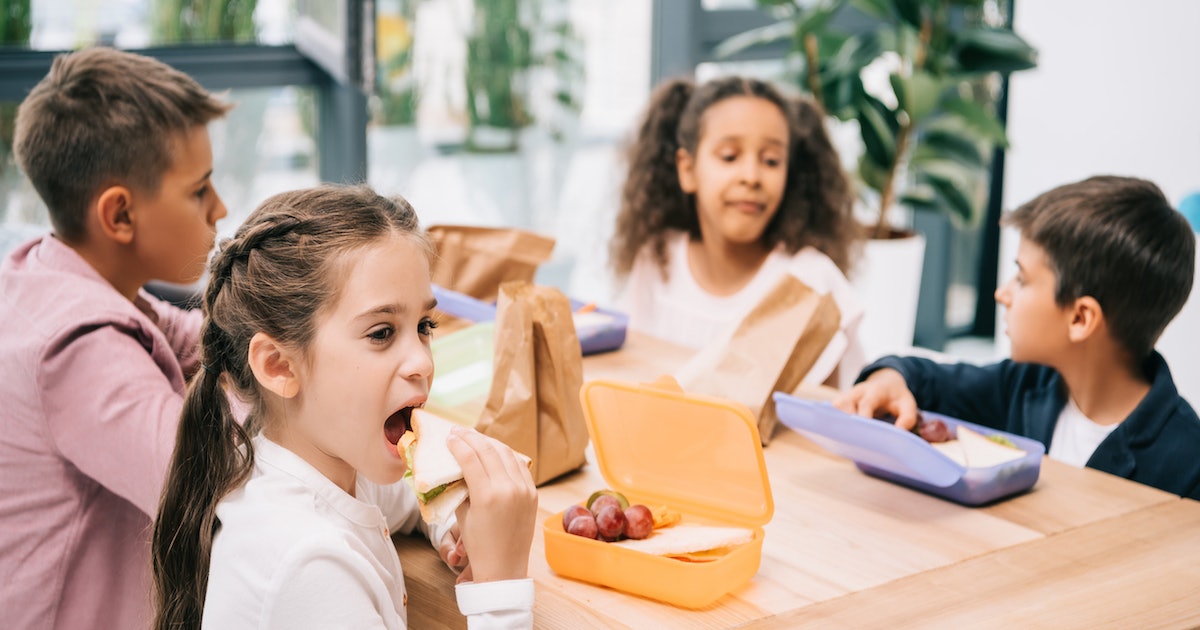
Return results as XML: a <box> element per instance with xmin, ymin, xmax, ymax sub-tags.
<box><xmin>426</xmin><ymin>225</ymin><xmax>555</xmax><ymax>303</ymax></box>
<box><xmin>675</xmin><ymin>276</ymin><xmax>841</xmax><ymax>444</ymax></box>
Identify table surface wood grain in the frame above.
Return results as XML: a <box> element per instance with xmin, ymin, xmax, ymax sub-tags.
<box><xmin>396</xmin><ymin>332</ymin><xmax>1193</xmax><ymax>629</ymax></box>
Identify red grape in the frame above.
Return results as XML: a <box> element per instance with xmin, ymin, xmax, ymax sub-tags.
<box><xmin>589</xmin><ymin>494</ymin><xmax>621</xmax><ymax>516</ymax></box>
<box><xmin>562</xmin><ymin>504</ymin><xmax>589</xmax><ymax>530</ymax></box>
<box><xmin>623</xmin><ymin>505</ymin><xmax>653</xmax><ymax>540</ymax></box>
<box><xmin>594</xmin><ymin>505</ymin><xmax>627</xmax><ymax>541</ymax></box>
<box><xmin>566</xmin><ymin>512</ymin><xmax>599</xmax><ymax>539</ymax></box>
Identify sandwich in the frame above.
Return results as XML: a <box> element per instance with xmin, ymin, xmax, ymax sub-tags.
<box><xmin>611</xmin><ymin>524</ymin><xmax>754</xmax><ymax>557</ymax></box>
<box><xmin>929</xmin><ymin>425</ymin><xmax>1025</xmax><ymax>468</ymax></box>
<box><xmin>406</xmin><ymin>409</ymin><xmax>530</xmax><ymax>523</ymax></box>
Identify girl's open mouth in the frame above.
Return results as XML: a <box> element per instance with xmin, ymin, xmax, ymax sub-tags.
<box><xmin>384</xmin><ymin>406</ymin><xmax>415</xmax><ymax>446</ymax></box>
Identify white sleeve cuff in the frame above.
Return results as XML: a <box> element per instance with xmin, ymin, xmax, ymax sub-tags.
<box><xmin>455</xmin><ymin>579</ymin><xmax>534</xmax><ymax>629</ymax></box>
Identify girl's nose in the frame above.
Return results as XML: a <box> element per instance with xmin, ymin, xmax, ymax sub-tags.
<box><xmin>740</xmin><ymin>159</ymin><xmax>761</xmax><ymax>186</ymax></box>
<box><xmin>211</xmin><ymin>190</ymin><xmax>229</xmax><ymax>224</ymax></box>
<box><xmin>402</xmin><ymin>343</ymin><xmax>435</xmax><ymax>381</ymax></box>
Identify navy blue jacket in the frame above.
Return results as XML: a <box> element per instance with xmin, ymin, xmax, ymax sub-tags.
<box><xmin>860</xmin><ymin>352</ymin><xmax>1200</xmax><ymax>499</ymax></box>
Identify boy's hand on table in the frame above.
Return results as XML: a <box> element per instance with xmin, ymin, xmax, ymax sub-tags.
<box><xmin>832</xmin><ymin>368</ymin><xmax>920</xmax><ymax>430</ymax></box>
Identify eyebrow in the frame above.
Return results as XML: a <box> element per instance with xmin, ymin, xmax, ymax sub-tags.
<box><xmin>354</xmin><ymin>298</ymin><xmax>439</xmax><ymax>321</ymax></box>
<box><xmin>712</xmin><ymin>136</ymin><xmax>787</xmax><ymax>147</ymax></box>
<box><xmin>192</xmin><ymin>170</ymin><xmax>213</xmax><ymax>186</ymax></box>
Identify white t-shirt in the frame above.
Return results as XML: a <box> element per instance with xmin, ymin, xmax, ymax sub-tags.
<box><xmin>203</xmin><ymin>435</ymin><xmax>534</xmax><ymax>629</ymax></box>
<box><xmin>1048</xmin><ymin>398</ymin><xmax>1120</xmax><ymax>467</ymax></box>
<box><xmin>616</xmin><ymin>230</ymin><xmax>865</xmax><ymax>389</ymax></box>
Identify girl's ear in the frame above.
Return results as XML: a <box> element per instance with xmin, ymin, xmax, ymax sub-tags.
<box><xmin>95</xmin><ymin>185</ymin><xmax>136</xmax><ymax>244</ymax></box>
<box><xmin>676</xmin><ymin>147</ymin><xmax>698</xmax><ymax>194</ymax></box>
<box><xmin>248</xmin><ymin>332</ymin><xmax>300</xmax><ymax>399</ymax></box>
<box><xmin>1067</xmin><ymin>296</ymin><xmax>1103</xmax><ymax>343</ymax></box>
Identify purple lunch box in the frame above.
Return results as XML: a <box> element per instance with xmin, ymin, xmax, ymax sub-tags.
<box><xmin>772</xmin><ymin>392</ymin><xmax>1044</xmax><ymax>506</ymax></box>
<box><xmin>432</xmin><ymin>284</ymin><xmax>628</xmax><ymax>355</ymax></box>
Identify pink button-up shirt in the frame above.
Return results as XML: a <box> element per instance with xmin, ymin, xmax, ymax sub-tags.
<box><xmin>1</xmin><ymin>235</ymin><xmax>201</xmax><ymax>629</ymax></box>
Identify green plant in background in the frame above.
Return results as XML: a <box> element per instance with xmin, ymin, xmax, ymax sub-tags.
<box><xmin>464</xmin><ymin>0</ymin><xmax>581</xmax><ymax>152</ymax></box>
<box><xmin>720</xmin><ymin>0</ymin><xmax>1037</xmax><ymax>237</ymax></box>
<box><xmin>153</xmin><ymin>0</ymin><xmax>258</xmax><ymax>44</ymax></box>
<box><xmin>375</xmin><ymin>1</ymin><xmax>419</xmax><ymax>126</ymax></box>
<box><xmin>0</xmin><ymin>0</ymin><xmax>32</xmax><ymax>175</ymax></box>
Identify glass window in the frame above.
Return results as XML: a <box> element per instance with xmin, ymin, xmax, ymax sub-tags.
<box><xmin>0</xmin><ymin>86</ymin><xmax>319</xmax><ymax>253</ymax></box>
<box><xmin>26</xmin><ymin>0</ymin><xmax>294</xmax><ymax>50</ymax></box>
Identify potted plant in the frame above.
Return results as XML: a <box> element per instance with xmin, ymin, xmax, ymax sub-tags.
<box><xmin>370</xmin><ymin>0</ymin><xmax>423</xmax><ymax>195</ymax></box>
<box><xmin>719</xmin><ymin>0</ymin><xmax>1037</xmax><ymax>353</ymax></box>
<box><xmin>455</xmin><ymin>0</ymin><xmax>582</xmax><ymax>227</ymax></box>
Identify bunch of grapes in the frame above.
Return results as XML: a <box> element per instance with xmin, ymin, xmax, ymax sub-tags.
<box><xmin>562</xmin><ymin>490</ymin><xmax>654</xmax><ymax>542</ymax></box>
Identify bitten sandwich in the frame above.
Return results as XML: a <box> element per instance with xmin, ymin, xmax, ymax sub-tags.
<box><xmin>407</xmin><ymin>409</ymin><xmax>530</xmax><ymax>523</ymax></box>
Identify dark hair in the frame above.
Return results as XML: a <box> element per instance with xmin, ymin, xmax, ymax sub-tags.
<box><xmin>609</xmin><ymin>75</ymin><xmax>859</xmax><ymax>279</ymax></box>
<box><xmin>1003</xmin><ymin>175</ymin><xmax>1195</xmax><ymax>359</ymax></box>
<box><xmin>151</xmin><ymin>185</ymin><xmax>431</xmax><ymax>629</ymax></box>
<box><xmin>13</xmin><ymin>46</ymin><xmax>231</xmax><ymax>242</ymax></box>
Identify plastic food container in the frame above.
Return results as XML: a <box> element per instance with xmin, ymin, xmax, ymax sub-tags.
<box><xmin>426</xmin><ymin>322</ymin><xmax>494</xmax><ymax>427</ymax></box>
<box><xmin>772</xmin><ymin>392</ymin><xmax>1044</xmax><ymax>506</ymax></box>
<box><xmin>431</xmin><ymin>284</ymin><xmax>628</xmax><ymax>355</ymax></box>
<box><xmin>543</xmin><ymin>378</ymin><xmax>774</xmax><ymax>608</ymax></box>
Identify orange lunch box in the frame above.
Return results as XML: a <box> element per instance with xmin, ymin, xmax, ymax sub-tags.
<box><xmin>542</xmin><ymin>377</ymin><xmax>774</xmax><ymax>608</ymax></box>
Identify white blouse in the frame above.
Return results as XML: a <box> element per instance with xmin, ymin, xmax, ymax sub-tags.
<box><xmin>203</xmin><ymin>435</ymin><xmax>533</xmax><ymax>629</ymax></box>
<box><xmin>616</xmin><ymin>230</ymin><xmax>865</xmax><ymax>389</ymax></box>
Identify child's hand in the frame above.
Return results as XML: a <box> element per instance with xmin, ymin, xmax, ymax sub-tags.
<box><xmin>832</xmin><ymin>368</ymin><xmax>920</xmax><ymax>430</ymax></box>
<box><xmin>446</xmin><ymin>427</ymin><xmax>537</xmax><ymax>584</ymax></box>
<box><xmin>437</xmin><ymin>525</ymin><xmax>467</xmax><ymax>574</ymax></box>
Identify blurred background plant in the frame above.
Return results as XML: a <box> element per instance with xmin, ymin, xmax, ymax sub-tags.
<box><xmin>464</xmin><ymin>0</ymin><xmax>582</xmax><ymax>152</ymax></box>
<box><xmin>374</xmin><ymin>0</ymin><xmax>418</xmax><ymax>126</ymax></box>
<box><xmin>153</xmin><ymin>0</ymin><xmax>258</xmax><ymax>43</ymax></box>
<box><xmin>719</xmin><ymin>0</ymin><xmax>1037</xmax><ymax>237</ymax></box>
<box><xmin>1</xmin><ymin>0</ymin><xmax>32</xmax><ymax>225</ymax></box>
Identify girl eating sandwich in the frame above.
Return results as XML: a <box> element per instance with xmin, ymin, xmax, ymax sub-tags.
<box><xmin>151</xmin><ymin>185</ymin><xmax>538</xmax><ymax>629</ymax></box>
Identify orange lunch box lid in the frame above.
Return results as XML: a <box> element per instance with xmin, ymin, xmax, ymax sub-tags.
<box><xmin>578</xmin><ymin>377</ymin><xmax>773</xmax><ymax>528</ymax></box>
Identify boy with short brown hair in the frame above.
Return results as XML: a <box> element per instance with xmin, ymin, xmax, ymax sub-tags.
<box><xmin>836</xmin><ymin>175</ymin><xmax>1199</xmax><ymax>499</ymax></box>
<box><xmin>0</xmin><ymin>46</ymin><xmax>231</xmax><ymax>628</ymax></box>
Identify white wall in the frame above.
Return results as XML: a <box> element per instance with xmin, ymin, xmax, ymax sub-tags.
<box><xmin>1001</xmin><ymin>1</ymin><xmax>1200</xmax><ymax>404</ymax></box>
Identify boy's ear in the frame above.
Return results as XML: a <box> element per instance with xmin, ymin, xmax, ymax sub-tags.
<box><xmin>248</xmin><ymin>332</ymin><xmax>301</xmax><ymax>399</ymax></box>
<box><xmin>676</xmin><ymin>148</ymin><xmax>697</xmax><ymax>194</ymax></box>
<box><xmin>1067</xmin><ymin>296</ymin><xmax>1104</xmax><ymax>343</ymax></box>
<box><xmin>94</xmin><ymin>185</ymin><xmax>136</xmax><ymax>244</ymax></box>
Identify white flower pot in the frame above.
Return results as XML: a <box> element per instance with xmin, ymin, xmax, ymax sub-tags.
<box><xmin>851</xmin><ymin>232</ymin><xmax>927</xmax><ymax>361</ymax></box>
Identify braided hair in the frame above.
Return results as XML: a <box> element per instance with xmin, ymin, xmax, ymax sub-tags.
<box><xmin>152</xmin><ymin>184</ymin><xmax>430</xmax><ymax>629</ymax></box>
<box><xmin>609</xmin><ymin>75</ymin><xmax>859</xmax><ymax>281</ymax></box>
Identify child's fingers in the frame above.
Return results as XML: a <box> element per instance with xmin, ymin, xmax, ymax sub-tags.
<box><xmin>447</xmin><ymin>427</ymin><xmax>527</xmax><ymax>492</ymax></box>
<box><xmin>892</xmin><ymin>397</ymin><xmax>920</xmax><ymax>431</ymax></box>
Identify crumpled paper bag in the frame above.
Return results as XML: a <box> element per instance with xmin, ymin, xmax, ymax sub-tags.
<box><xmin>675</xmin><ymin>275</ymin><xmax>841</xmax><ymax>444</ymax></box>
<box><xmin>474</xmin><ymin>281</ymin><xmax>589</xmax><ymax>485</ymax></box>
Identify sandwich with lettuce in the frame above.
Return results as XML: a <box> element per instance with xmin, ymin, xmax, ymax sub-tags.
<box><xmin>406</xmin><ymin>409</ymin><xmax>530</xmax><ymax>523</ymax></box>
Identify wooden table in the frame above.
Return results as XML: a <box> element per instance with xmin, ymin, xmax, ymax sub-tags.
<box><xmin>397</xmin><ymin>332</ymin><xmax>1200</xmax><ymax>628</ymax></box>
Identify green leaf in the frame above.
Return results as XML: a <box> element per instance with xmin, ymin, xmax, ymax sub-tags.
<box><xmin>891</xmin><ymin>0</ymin><xmax>924</xmax><ymax>29</ymax></box>
<box><xmin>899</xmin><ymin>186</ymin><xmax>942</xmax><ymax>212</ymax></box>
<box><xmin>912</xmin><ymin>127</ymin><xmax>985</xmax><ymax>167</ymax></box>
<box><xmin>891</xmin><ymin>71</ymin><xmax>944</xmax><ymax>122</ymax></box>
<box><xmin>955</xmin><ymin>27</ymin><xmax>1039</xmax><ymax>73</ymax></box>
<box><xmin>911</xmin><ymin>160</ymin><xmax>986</xmax><ymax>224</ymax></box>
<box><xmin>858</xmin><ymin>152</ymin><xmax>891</xmax><ymax>192</ymax></box>
<box><xmin>942</xmin><ymin>97</ymin><xmax>1008</xmax><ymax>146</ymax></box>
<box><xmin>713</xmin><ymin>19</ymin><xmax>793</xmax><ymax>59</ymax></box>
<box><xmin>848</xmin><ymin>0</ymin><xmax>890</xmax><ymax>20</ymax></box>
<box><xmin>858</xmin><ymin>96</ymin><xmax>897</xmax><ymax>170</ymax></box>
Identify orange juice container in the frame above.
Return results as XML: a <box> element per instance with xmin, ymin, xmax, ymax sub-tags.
<box><xmin>543</xmin><ymin>377</ymin><xmax>774</xmax><ymax>608</ymax></box>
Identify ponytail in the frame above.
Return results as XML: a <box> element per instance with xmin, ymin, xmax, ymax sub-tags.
<box><xmin>611</xmin><ymin>77</ymin><xmax>697</xmax><ymax>279</ymax></box>
<box><xmin>152</xmin><ymin>313</ymin><xmax>255</xmax><ymax>630</ymax></box>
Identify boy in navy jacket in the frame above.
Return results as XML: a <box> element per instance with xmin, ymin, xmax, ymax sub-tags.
<box><xmin>836</xmin><ymin>176</ymin><xmax>1199</xmax><ymax>499</ymax></box>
